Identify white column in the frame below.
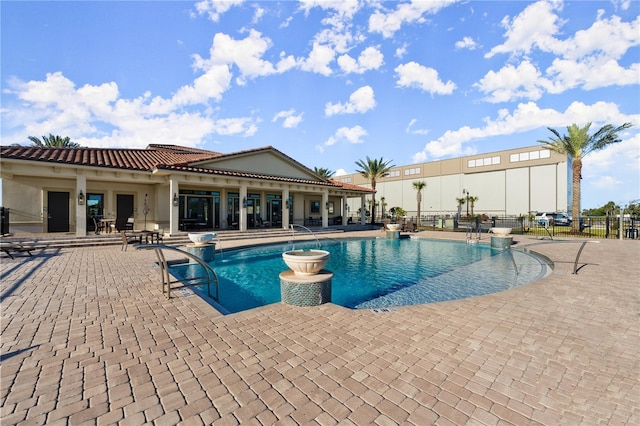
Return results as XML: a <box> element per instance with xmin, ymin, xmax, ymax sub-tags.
<box><xmin>322</xmin><ymin>191</ymin><xmax>329</xmax><ymax>228</ymax></box>
<box><xmin>360</xmin><ymin>195</ymin><xmax>366</xmax><ymax>225</ymax></box>
<box><xmin>239</xmin><ymin>185</ymin><xmax>248</xmax><ymax>232</ymax></box>
<box><xmin>220</xmin><ymin>189</ymin><xmax>227</xmax><ymax>229</ymax></box>
<box><xmin>76</xmin><ymin>175</ymin><xmax>87</xmax><ymax>236</ymax></box>
<box><xmin>282</xmin><ymin>188</ymin><xmax>290</xmax><ymax>230</ymax></box>
<box><xmin>342</xmin><ymin>195</ymin><xmax>348</xmax><ymax>226</ymax></box>
<box><xmin>170</xmin><ymin>177</ymin><xmax>179</xmax><ymax>235</ymax></box>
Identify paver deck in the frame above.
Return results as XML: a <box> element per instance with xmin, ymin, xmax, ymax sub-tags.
<box><xmin>1</xmin><ymin>230</ymin><xmax>638</xmax><ymax>425</ymax></box>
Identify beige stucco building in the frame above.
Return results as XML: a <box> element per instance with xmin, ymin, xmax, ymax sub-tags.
<box><xmin>339</xmin><ymin>145</ymin><xmax>570</xmax><ymax>220</ymax></box>
<box><xmin>0</xmin><ymin>144</ymin><xmax>374</xmax><ymax>236</ymax></box>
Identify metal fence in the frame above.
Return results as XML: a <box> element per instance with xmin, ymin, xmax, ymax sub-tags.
<box><xmin>409</xmin><ymin>214</ymin><xmax>640</xmax><ymax>240</ymax></box>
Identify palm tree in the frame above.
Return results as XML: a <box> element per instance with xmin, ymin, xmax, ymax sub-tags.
<box><xmin>468</xmin><ymin>196</ymin><xmax>479</xmax><ymax>216</ymax></box>
<box><xmin>355</xmin><ymin>156</ymin><xmax>395</xmax><ymax>224</ymax></box>
<box><xmin>412</xmin><ymin>181</ymin><xmax>427</xmax><ymax>227</ymax></box>
<box><xmin>28</xmin><ymin>134</ymin><xmax>80</xmax><ymax>147</ymax></box>
<box><xmin>456</xmin><ymin>197</ymin><xmax>466</xmax><ymax>218</ymax></box>
<box><xmin>538</xmin><ymin>122</ymin><xmax>632</xmax><ymax>232</ymax></box>
<box><xmin>313</xmin><ymin>167</ymin><xmax>334</xmax><ymax>179</ymax></box>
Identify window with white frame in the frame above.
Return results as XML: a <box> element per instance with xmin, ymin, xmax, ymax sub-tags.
<box><xmin>510</xmin><ymin>149</ymin><xmax>551</xmax><ymax>163</ymax></box>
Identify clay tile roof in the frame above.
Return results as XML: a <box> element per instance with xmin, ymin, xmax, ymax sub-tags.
<box><xmin>0</xmin><ymin>145</ymin><xmax>217</xmax><ymax>171</ymax></box>
<box><xmin>0</xmin><ymin>144</ymin><xmax>374</xmax><ymax>193</ymax></box>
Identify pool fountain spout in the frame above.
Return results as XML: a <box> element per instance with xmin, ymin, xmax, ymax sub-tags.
<box><xmin>290</xmin><ymin>224</ymin><xmax>321</xmax><ymax>248</ymax></box>
<box><xmin>280</xmin><ymin>248</ymin><xmax>333</xmax><ymax>306</ymax></box>
<box><xmin>489</xmin><ymin>227</ymin><xmax>513</xmax><ymax>249</ymax></box>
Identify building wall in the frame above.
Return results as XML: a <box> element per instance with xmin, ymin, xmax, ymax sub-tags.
<box><xmin>342</xmin><ymin>146</ymin><xmax>569</xmax><ymax>217</ymax></box>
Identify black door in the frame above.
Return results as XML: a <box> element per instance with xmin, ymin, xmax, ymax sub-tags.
<box><xmin>47</xmin><ymin>191</ymin><xmax>70</xmax><ymax>232</ymax></box>
<box><xmin>116</xmin><ymin>194</ymin><xmax>134</xmax><ymax>219</ymax></box>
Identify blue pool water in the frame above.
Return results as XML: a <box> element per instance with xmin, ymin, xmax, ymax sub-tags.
<box><xmin>170</xmin><ymin>238</ymin><xmax>550</xmax><ymax>314</ymax></box>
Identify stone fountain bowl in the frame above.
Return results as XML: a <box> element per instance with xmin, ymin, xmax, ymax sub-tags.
<box><xmin>188</xmin><ymin>232</ymin><xmax>217</xmax><ymax>246</ymax></box>
<box><xmin>490</xmin><ymin>227</ymin><xmax>512</xmax><ymax>237</ymax></box>
<box><xmin>386</xmin><ymin>223</ymin><xmax>401</xmax><ymax>231</ymax></box>
<box><xmin>282</xmin><ymin>249</ymin><xmax>330</xmax><ymax>276</ymax></box>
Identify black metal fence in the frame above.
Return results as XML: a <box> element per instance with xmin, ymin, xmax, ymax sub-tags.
<box><xmin>408</xmin><ymin>214</ymin><xmax>640</xmax><ymax>239</ymax></box>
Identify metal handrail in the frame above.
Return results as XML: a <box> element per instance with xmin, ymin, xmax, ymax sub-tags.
<box><xmin>136</xmin><ymin>244</ymin><xmax>219</xmax><ymax>299</ymax></box>
<box><xmin>522</xmin><ymin>240</ymin><xmax>600</xmax><ymax>274</ymax></box>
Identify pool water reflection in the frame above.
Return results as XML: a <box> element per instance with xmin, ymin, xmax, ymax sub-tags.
<box><xmin>170</xmin><ymin>238</ymin><xmax>550</xmax><ymax>314</ymax></box>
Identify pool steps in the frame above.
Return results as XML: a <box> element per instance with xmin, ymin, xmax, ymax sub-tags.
<box><xmin>0</xmin><ymin>225</ymin><xmax>373</xmax><ymax>250</ymax></box>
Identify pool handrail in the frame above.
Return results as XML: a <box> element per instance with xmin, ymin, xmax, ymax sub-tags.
<box><xmin>136</xmin><ymin>244</ymin><xmax>220</xmax><ymax>300</ymax></box>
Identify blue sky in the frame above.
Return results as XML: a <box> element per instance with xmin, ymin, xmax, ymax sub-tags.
<box><xmin>1</xmin><ymin>0</ymin><xmax>639</xmax><ymax>209</ymax></box>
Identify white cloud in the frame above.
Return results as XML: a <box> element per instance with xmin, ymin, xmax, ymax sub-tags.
<box><xmin>300</xmin><ymin>42</ymin><xmax>335</xmax><ymax>76</ymax></box>
<box><xmin>369</xmin><ymin>0</ymin><xmax>459</xmax><ymax>38</ymax></box>
<box><xmin>272</xmin><ymin>109</ymin><xmax>303</xmax><ymax>128</ymax></box>
<box><xmin>485</xmin><ymin>0</ymin><xmax>564</xmax><ymax>59</ymax></box>
<box><xmin>213</xmin><ymin>117</ymin><xmax>259</xmax><ymax>136</ymax></box>
<box><xmin>412</xmin><ymin>100</ymin><xmax>640</xmax><ymax>161</ymax></box>
<box><xmin>172</xmin><ymin>64</ymin><xmax>232</xmax><ymax>105</ymax></box>
<box><xmin>479</xmin><ymin>11</ymin><xmax>639</xmax><ymax>101</ymax></box>
<box><xmin>395</xmin><ymin>43</ymin><xmax>408</xmax><ymax>58</ymax></box>
<box><xmin>193</xmin><ymin>0</ymin><xmax>244</xmax><ymax>22</ymax></box>
<box><xmin>556</xmin><ymin>14</ymin><xmax>639</xmax><ymax>61</ymax></box>
<box><xmin>298</xmin><ymin>0</ymin><xmax>361</xmax><ymax>20</ymax></box>
<box><xmin>337</xmin><ymin>46</ymin><xmax>384</xmax><ymax>74</ymax></box>
<box><xmin>251</xmin><ymin>5</ymin><xmax>265</xmax><ymax>24</ymax></box>
<box><xmin>583</xmin><ymin>132</ymin><xmax>640</xmax><ymax>177</ymax></box>
<box><xmin>2</xmin><ymin>71</ymin><xmax>259</xmax><ymax>148</ymax></box>
<box><xmin>406</xmin><ymin>119</ymin><xmax>429</xmax><ymax>135</ymax></box>
<box><xmin>589</xmin><ymin>175</ymin><xmax>623</xmax><ymax>189</ymax></box>
<box><xmin>455</xmin><ymin>36</ymin><xmax>478</xmax><ymax>50</ymax></box>
<box><xmin>475</xmin><ymin>60</ymin><xmax>547</xmax><ymax>103</ymax></box>
<box><xmin>325</xmin><ymin>86</ymin><xmax>376</xmax><ymax>116</ymax></box>
<box><xmin>395</xmin><ymin>62</ymin><xmax>456</xmax><ymax>95</ymax></box>
<box><xmin>198</xmin><ymin>30</ymin><xmax>277</xmax><ymax>85</ymax></box>
<box><xmin>318</xmin><ymin>125</ymin><xmax>367</xmax><ymax>152</ymax></box>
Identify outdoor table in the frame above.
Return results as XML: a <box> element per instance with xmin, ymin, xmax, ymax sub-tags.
<box><xmin>139</xmin><ymin>230</ymin><xmax>160</xmax><ymax>244</ymax></box>
<box><xmin>100</xmin><ymin>218</ymin><xmax>115</xmax><ymax>233</ymax></box>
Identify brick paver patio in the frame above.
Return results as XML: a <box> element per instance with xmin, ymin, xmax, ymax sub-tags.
<box><xmin>1</xmin><ymin>231</ymin><xmax>638</xmax><ymax>425</ymax></box>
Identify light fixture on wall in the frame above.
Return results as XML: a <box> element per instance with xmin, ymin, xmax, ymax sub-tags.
<box><xmin>286</xmin><ymin>199</ymin><xmax>292</xmax><ymax>210</ymax></box>
<box><xmin>78</xmin><ymin>190</ymin><xmax>85</xmax><ymax>205</ymax></box>
<box><xmin>242</xmin><ymin>197</ymin><xmax>247</xmax><ymax>208</ymax></box>
<box><xmin>344</xmin><ymin>201</ymin><xmax>348</xmax><ymax>212</ymax></box>
<box><xmin>173</xmin><ymin>193</ymin><xmax>179</xmax><ymax>206</ymax></box>
<box><xmin>325</xmin><ymin>202</ymin><xmax>330</xmax><ymax>210</ymax></box>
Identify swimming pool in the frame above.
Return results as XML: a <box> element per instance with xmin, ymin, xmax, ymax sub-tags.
<box><xmin>170</xmin><ymin>237</ymin><xmax>551</xmax><ymax>314</ymax></box>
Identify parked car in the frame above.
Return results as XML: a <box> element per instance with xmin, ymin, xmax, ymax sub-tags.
<box><xmin>552</xmin><ymin>213</ymin><xmax>572</xmax><ymax>226</ymax></box>
<box><xmin>536</xmin><ymin>212</ymin><xmax>572</xmax><ymax>226</ymax></box>
<box><xmin>535</xmin><ymin>212</ymin><xmax>555</xmax><ymax>226</ymax></box>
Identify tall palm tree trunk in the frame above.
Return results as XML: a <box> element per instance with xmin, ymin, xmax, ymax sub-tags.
<box><xmin>370</xmin><ymin>185</ymin><xmax>377</xmax><ymax>224</ymax></box>
<box><xmin>572</xmin><ymin>159</ymin><xmax>582</xmax><ymax>232</ymax></box>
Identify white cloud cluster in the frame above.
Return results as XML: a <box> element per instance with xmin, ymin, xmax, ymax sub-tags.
<box><xmin>2</xmin><ymin>71</ymin><xmax>259</xmax><ymax>148</ymax></box>
<box><xmin>317</xmin><ymin>125</ymin><xmax>367</xmax><ymax>152</ymax></box>
<box><xmin>478</xmin><ymin>2</ymin><xmax>640</xmax><ymax>102</ymax></box>
<box><xmin>368</xmin><ymin>0</ymin><xmax>459</xmax><ymax>38</ymax></box>
<box><xmin>193</xmin><ymin>0</ymin><xmax>244</xmax><ymax>22</ymax></box>
<box><xmin>412</xmin><ymin>100</ymin><xmax>640</xmax><ymax>162</ymax></box>
<box><xmin>455</xmin><ymin>36</ymin><xmax>478</xmax><ymax>50</ymax></box>
<box><xmin>394</xmin><ymin>62</ymin><xmax>456</xmax><ymax>95</ymax></box>
<box><xmin>272</xmin><ymin>109</ymin><xmax>303</xmax><ymax>128</ymax></box>
<box><xmin>325</xmin><ymin>86</ymin><xmax>376</xmax><ymax>116</ymax></box>
<box><xmin>337</xmin><ymin>46</ymin><xmax>384</xmax><ymax>74</ymax></box>
<box><xmin>406</xmin><ymin>119</ymin><xmax>429</xmax><ymax>135</ymax></box>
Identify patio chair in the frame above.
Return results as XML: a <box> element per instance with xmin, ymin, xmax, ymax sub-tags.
<box><xmin>93</xmin><ymin>217</ymin><xmax>105</xmax><ymax>234</ymax></box>
<box><xmin>120</xmin><ymin>231</ymin><xmax>139</xmax><ymax>251</ymax></box>
<box><xmin>1</xmin><ymin>242</ymin><xmax>34</xmax><ymax>259</ymax></box>
<box><xmin>404</xmin><ymin>219</ymin><xmax>416</xmax><ymax>232</ymax></box>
